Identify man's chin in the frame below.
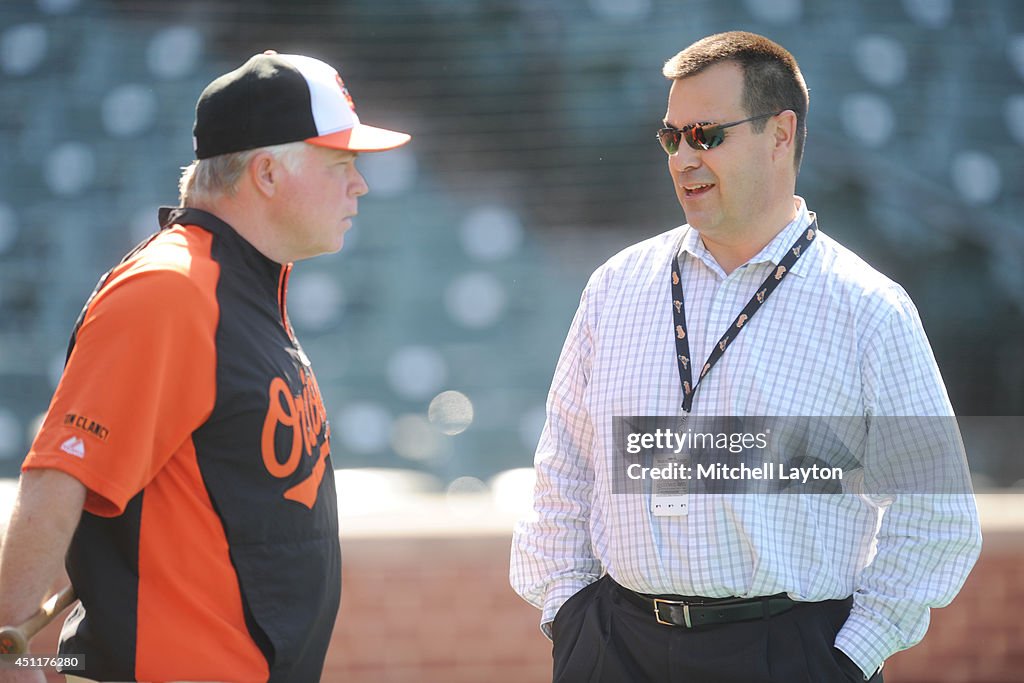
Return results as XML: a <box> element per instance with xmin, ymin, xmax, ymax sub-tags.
<box><xmin>679</xmin><ymin>210</ymin><xmax>708</xmax><ymax>233</ymax></box>
<box><xmin>308</xmin><ymin>238</ymin><xmax>345</xmax><ymax>260</ymax></box>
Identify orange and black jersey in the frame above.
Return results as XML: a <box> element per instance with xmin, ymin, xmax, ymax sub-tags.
<box><xmin>24</xmin><ymin>208</ymin><xmax>340</xmax><ymax>683</ymax></box>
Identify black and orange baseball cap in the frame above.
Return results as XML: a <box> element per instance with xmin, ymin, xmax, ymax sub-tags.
<box><xmin>193</xmin><ymin>51</ymin><xmax>410</xmax><ymax>159</ymax></box>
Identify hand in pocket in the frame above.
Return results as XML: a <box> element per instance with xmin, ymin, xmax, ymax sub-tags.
<box><xmin>832</xmin><ymin>648</ymin><xmax>866</xmax><ymax>682</ymax></box>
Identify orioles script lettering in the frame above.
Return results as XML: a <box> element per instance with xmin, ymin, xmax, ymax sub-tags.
<box><xmin>260</xmin><ymin>369</ymin><xmax>331</xmax><ymax>509</ymax></box>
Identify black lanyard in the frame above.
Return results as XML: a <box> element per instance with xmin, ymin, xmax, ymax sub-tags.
<box><xmin>671</xmin><ymin>219</ymin><xmax>818</xmax><ymax>413</ymax></box>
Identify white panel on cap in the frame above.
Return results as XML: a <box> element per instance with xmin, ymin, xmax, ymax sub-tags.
<box><xmin>280</xmin><ymin>54</ymin><xmax>359</xmax><ymax>136</ymax></box>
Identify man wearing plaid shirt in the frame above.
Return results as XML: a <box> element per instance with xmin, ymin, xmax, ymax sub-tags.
<box><xmin>510</xmin><ymin>31</ymin><xmax>980</xmax><ymax>683</ymax></box>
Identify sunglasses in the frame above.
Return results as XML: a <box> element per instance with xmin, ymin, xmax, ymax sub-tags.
<box><xmin>657</xmin><ymin>111</ymin><xmax>783</xmax><ymax>154</ymax></box>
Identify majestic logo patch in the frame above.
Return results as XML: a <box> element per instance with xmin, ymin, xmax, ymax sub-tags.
<box><xmin>60</xmin><ymin>436</ymin><xmax>86</xmax><ymax>458</ymax></box>
<box><xmin>63</xmin><ymin>413</ymin><xmax>110</xmax><ymax>441</ymax></box>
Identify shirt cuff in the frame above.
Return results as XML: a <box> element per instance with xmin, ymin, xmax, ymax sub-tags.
<box><xmin>834</xmin><ymin>608</ymin><xmax>898</xmax><ymax>679</ymax></box>
<box><xmin>541</xmin><ymin>620</ymin><xmax>553</xmax><ymax>641</ymax></box>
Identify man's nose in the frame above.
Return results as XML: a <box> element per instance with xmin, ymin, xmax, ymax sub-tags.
<box><xmin>350</xmin><ymin>166</ymin><xmax>369</xmax><ymax>197</ymax></box>
<box><xmin>669</xmin><ymin>145</ymin><xmax>701</xmax><ymax>174</ymax></box>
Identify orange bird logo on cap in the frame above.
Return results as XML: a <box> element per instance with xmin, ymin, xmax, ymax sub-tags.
<box><xmin>335</xmin><ymin>74</ymin><xmax>356</xmax><ymax>110</ymax></box>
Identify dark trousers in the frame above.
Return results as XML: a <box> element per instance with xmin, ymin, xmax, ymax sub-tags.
<box><xmin>551</xmin><ymin>576</ymin><xmax>883</xmax><ymax>683</ymax></box>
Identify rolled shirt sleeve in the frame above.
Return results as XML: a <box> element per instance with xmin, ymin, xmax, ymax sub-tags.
<box><xmin>835</xmin><ymin>286</ymin><xmax>982</xmax><ymax>676</ymax></box>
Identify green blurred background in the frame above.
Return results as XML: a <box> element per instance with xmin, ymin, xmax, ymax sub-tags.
<box><xmin>0</xmin><ymin>0</ymin><xmax>1022</xmax><ymax>488</ymax></box>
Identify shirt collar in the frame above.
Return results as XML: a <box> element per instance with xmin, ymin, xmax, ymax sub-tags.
<box><xmin>678</xmin><ymin>196</ymin><xmax>817</xmax><ymax>278</ymax></box>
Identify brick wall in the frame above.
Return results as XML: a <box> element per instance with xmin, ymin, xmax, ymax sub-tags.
<box><xmin>30</xmin><ymin>528</ymin><xmax>1024</xmax><ymax>682</ymax></box>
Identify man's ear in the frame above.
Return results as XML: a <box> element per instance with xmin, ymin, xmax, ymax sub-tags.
<box><xmin>248</xmin><ymin>151</ymin><xmax>279</xmax><ymax>199</ymax></box>
<box><xmin>771</xmin><ymin>110</ymin><xmax>798</xmax><ymax>164</ymax></box>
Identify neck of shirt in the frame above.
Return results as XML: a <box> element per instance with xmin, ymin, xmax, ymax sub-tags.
<box><xmin>698</xmin><ymin>197</ymin><xmax>802</xmax><ymax>275</ymax></box>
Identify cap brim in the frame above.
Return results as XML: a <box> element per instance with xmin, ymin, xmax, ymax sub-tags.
<box><xmin>306</xmin><ymin>123</ymin><xmax>411</xmax><ymax>152</ymax></box>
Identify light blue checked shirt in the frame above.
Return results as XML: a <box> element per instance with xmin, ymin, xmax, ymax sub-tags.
<box><xmin>510</xmin><ymin>198</ymin><xmax>981</xmax><ymax>677</ymax></box>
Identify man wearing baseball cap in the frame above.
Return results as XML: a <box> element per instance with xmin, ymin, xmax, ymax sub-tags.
<box><xmin>0</xmin><ymin>51</ymin><xmax>409</xmax><ymax>682</ymax></box>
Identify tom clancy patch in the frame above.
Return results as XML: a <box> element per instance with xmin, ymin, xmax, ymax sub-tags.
<box><xmin>63</xmin><ymin>413</ymin><xmax>110</xmax><ymax>441</ymax></box>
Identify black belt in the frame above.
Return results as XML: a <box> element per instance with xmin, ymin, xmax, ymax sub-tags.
<box><xmin>614</xmin><ymin>581</ymin><xmax>797</xmax><ymax>628</ymax></box>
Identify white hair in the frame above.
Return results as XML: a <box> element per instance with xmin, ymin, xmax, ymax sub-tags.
<box><xmin>178</xmin><ymin>141</ymin><xmax>307</xmax><ymax>207</ymax></box>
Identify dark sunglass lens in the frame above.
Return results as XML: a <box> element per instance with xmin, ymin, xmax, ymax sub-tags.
<box><xmin>686</xmin><ymin>126</ymin><xmax>706</xmax><ymax>149</ymax></box>
<box><xmin>658</xmin><ymin>129</ymin><xmax>680</xmax><ymax>154</ymax></box>
<box><xmin>689</xmin><ymin>124</ymin><xmax>725</xmax><ymax>150</ymax></box>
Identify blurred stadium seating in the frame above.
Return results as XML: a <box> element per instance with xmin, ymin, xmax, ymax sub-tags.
<box><xmin>0</xmin><ymin>0</ymin><xmax>1022</xmax><ymax>491</ymax></box>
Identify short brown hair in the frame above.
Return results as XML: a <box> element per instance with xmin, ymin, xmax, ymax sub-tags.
<box><xmin>663</xmin><ymin>31</ymin><xmax>809</xmax><ymax>172</ymax></box>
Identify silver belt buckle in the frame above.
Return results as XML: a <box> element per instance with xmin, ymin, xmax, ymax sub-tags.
<box><xmin>653</xmin><ymin>598</ymin><xmax>692</xmax><ymax>627</ymax></box>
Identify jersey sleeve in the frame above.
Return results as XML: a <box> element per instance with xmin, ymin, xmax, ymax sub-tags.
<box><xmin>23</xmin><ymin>262</ymin><xmax>219</xmax><ymax>517</ymax></box>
